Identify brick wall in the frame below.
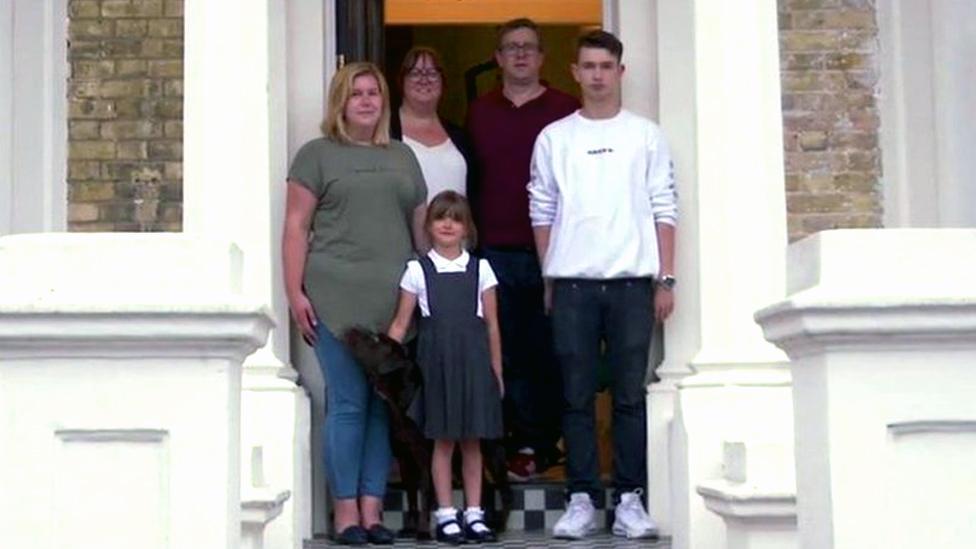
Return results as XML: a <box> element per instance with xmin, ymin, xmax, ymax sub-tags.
<box><xmin>64</xmin><ymin>1</ymin><xmax>881</xmax><ymax>238</ymax></box>
<box><xmin>779</xmin><ymin>0</ymin><xmax>883</xmax><ymax>241</ymax></box>
<box><xmin>67</xmin><ymin>0</ymin><xmax>183</xmax><ymax>231</ymax></box>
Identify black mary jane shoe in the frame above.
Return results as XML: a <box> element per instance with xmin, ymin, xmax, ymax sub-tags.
<box><xmin>463</xmin><ymin>520</ymin><xmax>497</xmax><ymax>544</ymax></box>
<box><xmin>334</xmin><ymin>525</ymin><xmax>369</xmax><ymax>546</ymax></box>
<box><xmin>435</xmin><ymin>519</ymin><xmax>466</xmax><ymax>545</ymax></box>
<box><xmin>365</xmin><ymin>523</ymin><xmax>396</xmax><ymax>545</ymax></box>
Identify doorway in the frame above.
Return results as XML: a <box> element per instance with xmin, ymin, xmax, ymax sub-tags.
<box><xmin>361</xmin><ymin>0</ymin><xmax>614</xmax><ymax>486</ymax></box>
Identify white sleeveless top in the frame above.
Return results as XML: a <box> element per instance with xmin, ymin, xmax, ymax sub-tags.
<box><xmin>402</xmin><ymin>135</ymin><xmax>467</xmax><ymax>203</ymax></box>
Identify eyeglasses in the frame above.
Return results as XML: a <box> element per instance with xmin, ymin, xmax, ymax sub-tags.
<box><xmin>498</xmin><ymin>42</ymin><xmax>541</xmax><ymax>55</ymax></box>
<box><xmin>406</xmin><ymin>69</ymin><xmax>441</xmax><ymax>81</ymax></box>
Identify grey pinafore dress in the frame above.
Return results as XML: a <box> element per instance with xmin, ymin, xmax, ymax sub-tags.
<box><xmin>412</xmin><ymin>255</ymin><xmax>503</xmax><ymax>440</ymax></box>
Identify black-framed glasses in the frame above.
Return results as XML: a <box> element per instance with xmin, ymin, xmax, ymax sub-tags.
<box><xmin>407</xmin><ymin>69</ymin><xmax>442</xmax><ymax>81</ymax></box>
<box><xmin>498</xmin><ymin>42</ymin><xmax>541</xmax><ymax>55</ymax></box>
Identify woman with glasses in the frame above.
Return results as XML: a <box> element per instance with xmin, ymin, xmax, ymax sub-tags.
<box><xmin>392</xmin><ymin>46</ymin><xmax>476</xmax><ymax>203</ymax></box>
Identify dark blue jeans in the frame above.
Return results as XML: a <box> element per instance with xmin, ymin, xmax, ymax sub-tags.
<box><xmin>482</xmin><ymin>247</ymin><xmax>562</xmax><ymax>462</ymax></box>
<box><xmin>551</xmin><ymin>278</ymin><xmax>655</xmax><ymax>501</ymax></box>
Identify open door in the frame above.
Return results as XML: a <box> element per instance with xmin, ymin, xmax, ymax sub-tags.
<box><xmin>336</xmin><ymin>0</ymin><xmax>385</xmax><ymax>66</ymax></box>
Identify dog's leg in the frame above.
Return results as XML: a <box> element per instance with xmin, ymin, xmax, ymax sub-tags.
<box><xmin>407</xmin><ymin>434</ymin><xmax>434</xmax><ymax>540</ymax></box>
<box><xmin>393</xmin><ymin>437</ymin><xmax>421</xmax><ymax>539</ymax></box>
<box><xmin>481</xmin><ymin>440</ymin><xmax>512</xmax><ymax>533</ymax></box>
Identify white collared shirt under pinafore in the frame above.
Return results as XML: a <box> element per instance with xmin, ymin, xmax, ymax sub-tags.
<box><xmin>398</xmin><ymin>249</ymin><xmax>502</xmax><ymax>440</ymax></box>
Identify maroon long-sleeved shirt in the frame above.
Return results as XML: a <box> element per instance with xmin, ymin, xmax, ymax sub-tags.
<box><xmin>466</xmin><ymin>87</ymin><xmax>579</xmax><ymax>248</ymax></box>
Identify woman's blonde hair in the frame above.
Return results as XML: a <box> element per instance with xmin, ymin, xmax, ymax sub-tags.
<box><xmin>321</xmin><ymin>62</ymin><xmax>391</xmax><ymax>146</ymax></box>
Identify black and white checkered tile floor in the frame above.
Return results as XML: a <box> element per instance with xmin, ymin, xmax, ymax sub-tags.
<box><xmin>305</xmin><ymin>483</ymin><xmax>670</xmax><ymax>547</ymax></box>
<box><xmin>305</xmin><ymin>531</ymin><xmax>671</xmax><ymax>548</ymax></box>
<box><xmin>381</xmin><ymin>483</ymin><xmax>613</xmax><ymax>532</ymax></box>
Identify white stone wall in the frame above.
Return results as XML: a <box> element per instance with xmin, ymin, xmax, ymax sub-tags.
<box><xmin>0</xmin><ymin>234</ymin><xmax>273</xmax><ymax>549</ymax></box>
<box><xmin>757</xmin><ymin>229</ymin><xmax>976</xmax><ymax>549</ymax></box>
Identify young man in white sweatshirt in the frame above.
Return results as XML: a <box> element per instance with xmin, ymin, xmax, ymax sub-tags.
<box><xmin>528</xmin><ymin>30</ymin><xmax>677</xmax><ymax>540</ymax></box>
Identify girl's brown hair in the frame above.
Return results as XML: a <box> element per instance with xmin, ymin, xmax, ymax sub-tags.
<box><xmin>425</xmin><ymin>191</ymin><xmax>478</xmax><ymax>249</ymax></box>
<box><xmin>321</xmin><ymin>62</ymin><xmax>391</xmax><ymax>146</ymax></box>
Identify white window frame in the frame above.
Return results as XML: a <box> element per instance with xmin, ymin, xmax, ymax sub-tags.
<box><xmin>0</xmin><ymin>0</ymin><xmax>68</xmax><ymax>235</ymax></box>
<box><xmin>879</xmin><ymin>0</ymin><xmax>976</xmax><ymax>228</ymax></box>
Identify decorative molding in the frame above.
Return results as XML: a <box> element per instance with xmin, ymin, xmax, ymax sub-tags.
<box><xmin>757</xmin><ymin>301</ymin><xmax>976</xmax><ymax>358</ymax></box>
<box><xmin>677</xmin><ymin>367</ymin><xmax>791</xmax><ymax>390</ymax></box>
<box><xmin>55</xmin><ymin>429</ymin><xmax>168</xmax><ymax>443</ymax></box>
<box><xmin>887</xmin><ymin>420</ymin><xmax>976</xmax><ymax>437</ymax></box>
<box><xmin>697</xmin><ymin>480</ymin><xmax>796</xmax><ymax>520</ymax></box>
<box><xmin>0</xmin><ymin>311</ymin><xmax>273</xmax><ymax>360</ymax></box>
<box><xmin>241</xmin><ymin>489</ymin><xmax>291</xmax><ymax>526</ymax></box>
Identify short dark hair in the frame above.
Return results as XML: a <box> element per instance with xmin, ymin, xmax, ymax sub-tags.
<box><xmin>496</xmin><ymin>17</ymin><xmax>543</xmax><ymax>52</ymax></box>
<box><xmin>426</xmin><ymin>191</ymin><xmax>478</xmax><ymax>249</ymax></box>
<box><xmin>577</xmin><ymin>30</ymin><xmax>623</xmax><ymax>62</ymax></box>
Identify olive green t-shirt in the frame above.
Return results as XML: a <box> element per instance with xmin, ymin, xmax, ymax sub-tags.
<box><xmin>288</xmin><ymin>137</ymin><xmax>426</xmax><ymax>336</ymax></box>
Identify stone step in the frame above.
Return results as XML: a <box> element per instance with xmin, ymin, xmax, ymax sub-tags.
<box><xmin>305</xmin><ymin>531</ymin><xmax>671</xmax><ymax>548</ymax></box>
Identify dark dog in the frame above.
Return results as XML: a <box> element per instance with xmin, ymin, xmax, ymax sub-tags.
<box><xmin>343</xmin><ymin>327</ymin><xmax>512</xmax><ymax>539</ymax></box>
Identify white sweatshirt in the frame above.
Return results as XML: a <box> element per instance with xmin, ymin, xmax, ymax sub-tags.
<box><xmin>528</xmin><ymin>109</ymin><xmax>677</xmax><ymax>279</ymax></box>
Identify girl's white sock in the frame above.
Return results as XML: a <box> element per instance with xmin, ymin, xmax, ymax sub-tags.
<box><xmin>464</xmin><ymin>506</ymin><xmax>491</xmax><ymax>533</ymax></box>
<box><xmin>436</xmin><ymin>507</ymin><xmax>461</xmax><ymax>535</ymax></box>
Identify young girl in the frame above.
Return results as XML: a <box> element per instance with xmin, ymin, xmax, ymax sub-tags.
<box><xmin>387</xmin><ymin>190</ymin><xmax>504</xmax><ymax>544</ymax></box>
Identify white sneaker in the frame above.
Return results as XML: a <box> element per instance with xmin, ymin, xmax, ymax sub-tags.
<box><xmin>552</xmin><ymin>492</ymin><xmax>597</xmax><ymax>540</ymax></box>
<box><xmin>612</xmin><ymin>489</ymin><xmax>659</xmax><ymax>539</ymax></box>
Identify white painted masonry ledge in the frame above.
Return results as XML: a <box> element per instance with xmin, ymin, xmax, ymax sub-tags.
<box><xmin>0</xmin><ymin>233</ymin><xmax>274</xmax><ymax>549</ymax></box>
<box><xmin>242</xmin><ymin>488</ymin><xmax>292</xmax><ymax>549</ymax></box>
<box><xmin>755</xmin><ymin>229</ymin><xmax>976</xmax><ymax>549</ymax></box>
<box><xmin>697</xmin><ymin>441</ymin><xmax>797</xmax><ymax>549</ymax></box>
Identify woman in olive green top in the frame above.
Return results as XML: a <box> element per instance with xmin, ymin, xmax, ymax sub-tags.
<box><xmin>283</xmin><ymin>62</ymin><xmax>427</xmax><ymax>545</ymax></box>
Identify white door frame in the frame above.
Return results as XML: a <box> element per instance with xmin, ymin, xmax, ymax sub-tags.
<box><xmin>281</xmin><ymin>0</ymin><xmax>665</xmax><ymax>536</ymax></box>
<box><xmin>606</xmin><ymin>0</ymin><xmax>659</xmax><ymax>120</ymax></box>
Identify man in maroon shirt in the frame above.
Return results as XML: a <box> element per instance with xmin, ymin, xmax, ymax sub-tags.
<box><xmin>466</xmin><ymin>18</ymin><xmax>579</xmax><ymax>481</ymax></box>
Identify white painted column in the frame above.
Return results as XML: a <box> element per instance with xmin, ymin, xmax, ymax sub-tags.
<box><xmin>929</xmin><ymin>0</ymin><xmax>976</xmax><ymax>226</ymax></box>
<box><xmin>184</xmin><ymin>1</ymin><xmax>311</xmax><ymax>547</ymax></box>
<box><xmin>608</xmin><ymin>1</ymin><xmax>672</xmax><ymax>531</ymax></box>
<box><xmin>656</xmin><ymin>1</ymin><xmax>791</xmax><ymax>547</ymax></box>
<box><xmin>880</xmin><ymin>0</ymin><xmax>976</xmax><ymax>228</ymax></box>
<box><xmin>756</xmin><ymin>229</ymin><xmax>976</xmax><ymax>549</ymax></box>
<box><xmin>285</xmin><ymin>0</ymin><xmax>335</xmax><ymax>538</ymax></box>
<box><xmin>0</xmin><ymin>0</ymin><xmax>11</xmax><ymax>232</ymax></box>
<box><xmin>613</xmin><ymin>0</ymin><xmax>659</xmax><ymax>119</ymax></box>
<box><xmin>0</xmin><ymin>0</ymin><xmax>67</xmax><ymax>235</ymax></box>
<box><xmin>184</xmin><ymin>0</ymin><xmax>290</xmax><ymax>376</ymax></box>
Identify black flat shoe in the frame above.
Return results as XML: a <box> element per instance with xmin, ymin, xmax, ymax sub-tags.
<box><xmin>463</xmin><ymin>520</ymin><xmax>497</xmax><ymax>543</ymax></box>
<box><xmin>334</xmin><ymin>525</ymin><xmax>369</xmax><ymax>546</ymax></box>
<box><xmin>436</xmin><ymin>519</ymin><xmax>465</xmax><ymax>545</ymax></box>
<box><xmin>365</xmin><ymin>523</ymin><xmax>395</xmax><ymax>545</ymax></box>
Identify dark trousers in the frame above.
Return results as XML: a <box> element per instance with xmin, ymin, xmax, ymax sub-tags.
<box><xmin>551</xmin><ymin>277</ymin><xmax>654</xmax><ymax>501</ymax></box>
<box><xmin>482</xmin><ymin>247</ymin><xmax>562</xmax><ymax>462</ymax></box>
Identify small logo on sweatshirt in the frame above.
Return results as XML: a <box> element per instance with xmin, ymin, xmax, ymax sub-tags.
<box><xmin>587</xmin><ymin>147</ymin><xmax>614</xmax><ymax>155</ymax></box>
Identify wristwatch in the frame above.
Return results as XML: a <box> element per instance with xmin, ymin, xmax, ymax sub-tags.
<box><xmin>657</xmin><ymin>274</ymin><xmax>676</xmax><ymax>290</ymax></box>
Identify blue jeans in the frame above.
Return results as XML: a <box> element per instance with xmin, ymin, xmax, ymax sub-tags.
<box><xmin>551</xmin><ymin>278</ymin><xmax>654</xmax><ymax>501</ymax></box>
<box><xmin>314</xmin><ymin>324</ymin><xmax>391</xmax><ymax>499</ymax></box>
<box><xmin>482</xmin><ymin>247</ymin><xmax>562</xmax><ymax>462</ymax></box>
